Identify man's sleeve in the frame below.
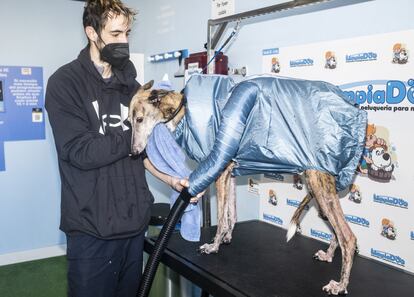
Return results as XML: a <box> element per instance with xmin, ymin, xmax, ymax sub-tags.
<box><xmin>45</xmin><ymin>74</ymin><xmax>132</xmax><ymax>170</ymax></box>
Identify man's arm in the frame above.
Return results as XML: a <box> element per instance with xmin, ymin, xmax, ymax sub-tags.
<box><xmin>143</xmin><ymin>158</ymin><xmax>183</xmax><ymax>191</ymax></box>
<box><xmin>143</xmin><ymin>158</ymin><xmax>203</xmax><ymax>203</ymax></box>
<box><xmin>45</xmin><ymin>73</ymin><xmax>131</xmax><ymax>170</ymax></box>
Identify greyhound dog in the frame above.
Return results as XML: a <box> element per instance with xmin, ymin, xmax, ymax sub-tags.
<box><xmin>129</xmin><ymin>80</ymin><xmax>359</xmax><ymax>295</ymax></box>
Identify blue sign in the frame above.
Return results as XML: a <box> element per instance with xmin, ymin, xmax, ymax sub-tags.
<box><xmin>373</xmin><ymin>194</ymin><xmax>408</xmax><ymax>209</ymax></box>
<box><xmin>371</xmin><ymin>248</ymin><xmax>405</xmax><ymax>267</ymax></box>
<box><xmin>345</xmin><ymin>214</ymin><xmax>370</xmax><ymax>227</ymax></box>
<box><xmin>0</xmin><ymin>66</ymin><xmax>44</xmax><ymax>171</ymax></box>
<box><xmin>148</xmin><ymin>49</ymin><xmax>189</xmax><ymax>63</ymax></box>
<box><xmin>310</xmin><ymin>228</ymin><xmax>332</xmax><ymax>241</ymax></box>
<box><xmin>286</xmin><ymin>198</ymin><xmax>309</xmax><ymax>210</ymax></box>
<box><xmin>262</xmin><ymin>48</ymin><xmax>279</xmax><ymax>55</ymax></box>
<box><xmin>345</xmin><ymin>52</ymin><xmax>377</xmax><ymax>63</ymax></box>
<box><xmin>263</xmin><ymin>213</ymin><xmax>283</xmax><ymax>225</ymax></box>
<box><xmin>290</xmin><ymin>58</ymin><xmax>314</xmax><ymax>67</ymax></box>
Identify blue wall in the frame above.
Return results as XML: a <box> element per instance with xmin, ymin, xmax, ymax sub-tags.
<box><xmin>0</xmin><ymin>0</ymin><xmax>86</xmax><ymax>255</ymax></box>
<box><xmin>1</xmin><ymin>0</ymin><xmax>413</xmax><ymax>256</ymax></box>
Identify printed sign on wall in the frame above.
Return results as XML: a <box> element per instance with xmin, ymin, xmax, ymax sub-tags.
<box><xmin>211</xmin><ymin>0</ymin><xmax>235</xmax><ymax>19</ymax></box>
<box><xmin>0</xmin><ymin>66</ymin><xmax>45</xmax><ymax>171</ymax></box>
<box><xmin>260</xmin><ymin>30</ymin><xmax>414</xmax><ymax>273</ymax></box>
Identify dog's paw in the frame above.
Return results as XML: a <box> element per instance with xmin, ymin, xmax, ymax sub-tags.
<box><xmin>322</xmin><ymin>280</ymin><xmax>348</xmax><ymax>295</ymax></box>
<box><xmin>313</xmin><ymin>250</ymin><xmax>333</xmax><ymax>262</ymax></box>
<box><xmin>198</xmin><ymin>243</ymin><xmax>219</xmax><ymax>254</ymax></box>
<box><xmin>222</xmin><ymin>233</ymin><xmax>232</xmax><ymax>244</ymax></box>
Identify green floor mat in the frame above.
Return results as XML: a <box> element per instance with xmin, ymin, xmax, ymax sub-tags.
<box><xmin>0</xmin><ymin>256</ymin><xmax>67</xmax><ymax>297</ymax></box>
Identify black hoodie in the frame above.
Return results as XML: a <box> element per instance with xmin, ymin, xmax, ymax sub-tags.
<box><xmin>45</xmin><ymin>45</ymin><xmax>153</xmax><ymax>239</ymax></box>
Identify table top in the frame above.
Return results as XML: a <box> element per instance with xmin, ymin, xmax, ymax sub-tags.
<box><xmin>144</xmin><ymin>220</ymin><xmax>413</xmax><ymax>297</ymax></box>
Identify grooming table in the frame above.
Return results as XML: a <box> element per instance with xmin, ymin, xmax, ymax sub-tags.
<box><xmin>144</xmin><ymin>220</ymin><xmax>413</xmax><ymax>297</ymax></box>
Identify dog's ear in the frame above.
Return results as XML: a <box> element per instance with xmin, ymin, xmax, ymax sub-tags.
<box><xmin>148</xmin><ymin>89</ymin><xmax>170</xmax><ymax>106</ymax></box>
<box><xmin>141</xmin><ymin>80</ymin><xmax>154</xmax><ymax>91</ymax></box>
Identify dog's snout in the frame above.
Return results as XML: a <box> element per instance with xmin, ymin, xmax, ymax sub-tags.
<box><xmin>383</xmin><ymin>153</ymin><xmax>390</xmax><ymax>161</ymax></box>
<box><xmin>130</xmin><ymin>150</ymin><xmax>139</xmax><ymax>157</ymax></box>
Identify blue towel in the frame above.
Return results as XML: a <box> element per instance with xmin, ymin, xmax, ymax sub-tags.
<box><xmin>146</xmin><ymin>123</ymin><xmax>201</xmax><ymax>242</ymax></box>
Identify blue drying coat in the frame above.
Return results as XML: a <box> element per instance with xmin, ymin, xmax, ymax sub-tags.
<box><xmin>175</xmin><ymin>75</ymin><xmax>367</xmax><ymax>196</ymax></box>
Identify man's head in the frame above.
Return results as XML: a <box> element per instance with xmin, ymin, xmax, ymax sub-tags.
<box><xmin>83</xmin><ymin>0</ymin><xmax>137</xmax><ymax>68</ymax></box>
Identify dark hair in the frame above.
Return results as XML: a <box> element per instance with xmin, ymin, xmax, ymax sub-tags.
<box><xmin>83</xmin><ymin>0</ymin><xmax>137</xmax><ymax>34</ymax></box>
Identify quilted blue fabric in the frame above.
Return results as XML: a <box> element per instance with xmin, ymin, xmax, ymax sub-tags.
<box><xmin>174</xmin><ymin>75</ymin><xmax>367</xmax><ymax>195</ymax></box>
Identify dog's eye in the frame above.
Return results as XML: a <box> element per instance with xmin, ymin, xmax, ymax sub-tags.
<box><xmin>136</xmin><ymin>117</ymin><xmax>143</xmax><ymax>123</ymax></box>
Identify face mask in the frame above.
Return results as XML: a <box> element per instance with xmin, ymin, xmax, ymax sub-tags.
<box><xmin>100</xmin><ymin>42</ymin><xmax>130</xmax><ymax>70</ymax></box>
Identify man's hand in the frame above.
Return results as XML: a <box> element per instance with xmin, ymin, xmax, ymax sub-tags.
<box><xmin>169</xmin><ymin>176</ymin><xmax>205</xmax><ymax>203</ymax></box>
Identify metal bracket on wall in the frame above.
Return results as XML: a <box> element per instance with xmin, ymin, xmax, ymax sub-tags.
<box><xmin>206</xmin><ymin>0</ymin><xmax>374</xmax><ymax>74</ymax></box>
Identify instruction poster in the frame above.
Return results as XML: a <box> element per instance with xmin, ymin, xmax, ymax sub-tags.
<box><xmin>0</xmin><ymin>66</ymin><xmax>44</xmax><ymax>171</ymax></box>
<box><xmin>260</xmin><ymin>30</ymin><xmax>414</xmax><ymax>273</ymax></box>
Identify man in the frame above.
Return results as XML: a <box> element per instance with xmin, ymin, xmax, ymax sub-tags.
<box><xmin>46</xmin><ymin>1</ymin><xmax>198</xmax><ymax>296</ymax></box>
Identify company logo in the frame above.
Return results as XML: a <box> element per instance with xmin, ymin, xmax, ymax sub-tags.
<box><xmin>262</xmin><ymin>48</ymin><xmax>279</xmax><ymax>55</ymax></box>
<box><xmin>392</xmin><ymin>43</ymin><xmax>409</xmax><ymax>64</ymax></box>
<box><xmin>263</xmin><ymin>213</ymin><xmax>283</xmax><ymax>225</ymax></box>
<box><xmin>345</xmin><ymin>214</ymin><xmax>370</xmax><ymax>227</ymax></box>
<box><xmin>271</xmin><ymin>57</ymin><xmax>280</xmax><ymax>74</ymax></box>
<box><xmin>348</xmin><ymin>184</ymin><xmax>362</xmax><ymax>203</ymax></box>
<box><xmin>325</xmin><ymin>51</ymin><xmax>337</xmax><ymax>69</ymax></box>
<box><xmin>264</xmin><ymin>172</ymin><xmax>284</xmax><ymax>181</ymax></box>
<box><xmin>381</xmin><ymin>218</ymin><xmax>397</xmax><ymax>240</ymax></box>
<box><xmin>340</xmin><ymin>79</ymin><xmax>414</xmax><ymax>110</ymax></box>
<box><xmin>268</xmin><ymin>189</ymin><xmax>278</xmax><ymax>206</ymax></box>
<box><xmin>371</xmin><ymin>248</ymin><xmax>405</xmax><ymax>267</ymax></box>
<box><xmin>346</xmin><ymin>52</ymin><xmax>377</xmax><ymax>63</ymax></box>
<box><xmin>290</xmin><ymin>58</ymin><xmax>314</xmax><ymax>67</ymax></box>
<box><xmin>310</xmin><ymin>229</ymin><xmax>332</xmax><ymax>241</ymax></box>
<box><xmin>411</xmin><ymin>231</ymin><xmax>414</xmax><ymax>240</ymax></box>
<box><xmin>92</xmin><ymin>101</ymin><xmax>129</xmax><ymax>135</ymax></box>
<box><xmin>293</xmin><ymin>174</ymin><xmax>303</xmax><ymax>190</ymax></box>
<box><xmin>373</xmin><ymin>194</ymin><xmax>408</xmax><ymax>209</ymax></box>
<box><xmin>286</xmin><ymin>199</ymin><xmax>309</xmax><ymax>210</ymax></box>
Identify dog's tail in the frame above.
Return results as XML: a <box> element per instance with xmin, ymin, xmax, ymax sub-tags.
<box><xmin>286</xmin><ymin>193</ymin><xmax>313</xmax><ymax>242</ymax></box>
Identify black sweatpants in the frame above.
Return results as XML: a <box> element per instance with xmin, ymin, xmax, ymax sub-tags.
<box><xmin>66</xmin><ymin>231</ymin><xmax>146</xmax><ymax>297</ymax></box>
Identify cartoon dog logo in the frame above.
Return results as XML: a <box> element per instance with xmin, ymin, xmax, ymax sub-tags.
<box><xmin>271</xmin><ymin>57</ymin><xmax>280</xmax><ymax>73</ymax></box>
<box><xmin>358</xmin><ymin>123</ymin><xmax>394</xmax><ymax>183</ymax></box>
<box><xmin>293</xmin><ymin>174</ymin><xmax>303</xmax><ymax>190</ymax></box>
<box><xmin>368</xmin><ymin>142</ymin><xmax>394</xmax><ymax>182</ymax></box>
<box><xmin>381</xmin><ymin>218</ymin><xmax>397</xmax><ymax>240</ymax></box>
<box><xmin>268</xmin><ymin>189</ymin><xmax>278</xmax><ymax>206</ymax></box>
<box><xmin>348</xmin><ymin>184</ymin><xmax>362</xmax><ymax>204</ymax></box>
<box><xmin>325</xmin><ymin>51</ymin><xmax>337</xmax><ymax>69</ymax></box>
<box><xmin>392</xmin><ymin>43</ymin><xmax>409</xmax><ymax>64</ymax></box>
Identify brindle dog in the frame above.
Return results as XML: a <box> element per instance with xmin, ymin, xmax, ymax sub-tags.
<box><xmin>129</xmin><ymin>80</ymin><xmax>357</xmax><ymax>295</ymax></box>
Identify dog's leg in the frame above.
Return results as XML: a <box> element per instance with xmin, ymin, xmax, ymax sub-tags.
<box><xmin>305</xmin><ymin>170</ymin><xmax>356</xmax><ymax>295</ymax></box>
<box><xmin>313</xmin><ymin>234</ymin><xmax>338</xmax><ymax>263</ymax></box>
<box><xmin>223</xmin><ymin>175</ymin><xmax>237</xmax><ymax>244</ymax></box>
<box><xmin>198</xmin><ymin>163</ymin><xmax>233</xmax><ymax>254</ymax></box>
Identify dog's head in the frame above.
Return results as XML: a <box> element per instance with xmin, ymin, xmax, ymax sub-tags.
<box><xmin>396</xmin><ymin>49</ymin><xmax>408</xmax><ymax>63</ymax></box>
<box><xmin>370</xmin><ymin>144</ymin><xmax>392</xmax><ymax>169</ymax></box>
<box><xmin>129</xmin><ymin>80</ymin><xmax>185</xmax><ymax>155</ymax></box>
